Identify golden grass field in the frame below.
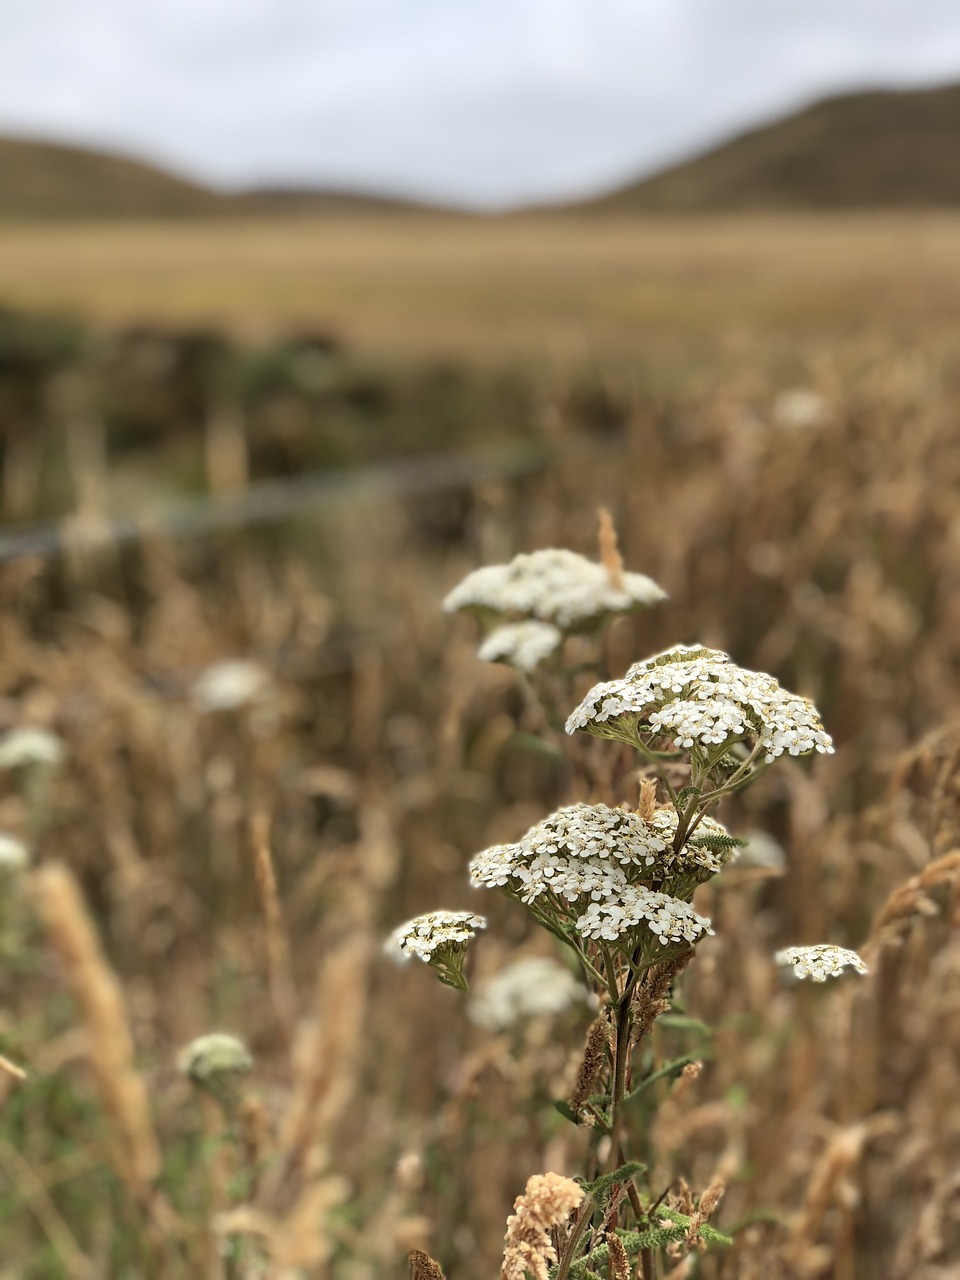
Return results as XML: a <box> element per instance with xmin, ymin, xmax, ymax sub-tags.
<box><xmin>1</xmin><ymin>213</ymin><xmax>960</xmax><ymax>1279</ymax></box>
<box><xmin>3</xmin><ymin>213</ymin><xmax>960</xmax><ymax>371</ymax></box>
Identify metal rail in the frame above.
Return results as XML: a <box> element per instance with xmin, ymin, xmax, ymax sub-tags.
<box><xmin>0</xmin><ymin>442</ymin><xmax>551</xmax><ymax>564</ymax></box>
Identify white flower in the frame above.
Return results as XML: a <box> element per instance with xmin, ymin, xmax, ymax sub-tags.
<box><xmin>738</xmin><ymin>829</ymin><xmax>786</xmax><ymax>871</ymax></box>
<box><xmin>0</xmin><ymin>728</ymin><xmax>65</xmax><ymax>770</ymax></box>
<box><xmin>470</xmin><ymin>803</ymin><xmax>734</xmax><ymax>906</ymax></box>
<box><xmin>468</xmin><ymin>957</ymin><xmax>587</xmax><ymax>1029</ymax></box>
<box><xmin>775</xmin><ymin>944</ymin><xmax>867</xmax><ymax>982</ymax></box>
<box><xmin>566</xmin><ymin>645</ymin><xmax>834</xmax><ymax>764</ymax></box>
<box><xmin>191</xmin><ymin>660</ymin><xmax>268</xmax><ymax>713</ymax></box>
<box><xmin>0</xmin><ymin>833</ymin><xmax>29</xmax><ymax>870</ymax></box>
<box><xmin>387</xmin><ymin>910</ymin><xmax>487</xmax><ymax>963</ymax></box>
<box><xmin>478</xmin><ymin>620</ymin><xmax>563</xmax><ymax>673</ymax></box>
<box><xmin>576</xmin><ymin>887</ymin><xmax>713</xmax><ymax>946</ymax></box>
<box><xmin>387</xmin><ymin>910</ymin><xmax>487</xmax><ymax>992</ymax></box>
<box><xmin>177</xmin><ymin>1033</ymin><xmax>253</xmax><ymax>1081</ymax></box>
<box><xmin>773</xmin><ymin>388</ymin><xmax>828</xmax><ymax>430</ymax></box>
<box><xmin>443</xmin><ymin>548</ymin><xmax>666</xmax><ymax>630</ymax></box>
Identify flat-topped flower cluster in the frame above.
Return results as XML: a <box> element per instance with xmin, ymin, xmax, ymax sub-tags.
<box><xmin>775</xmin><ymin>944</ymin><xmax>867</xmax><ymax>982</ymax></box>
<box><xmin>566</xmin><ymin>645</ymin><xmax>834</xmax><ymax>765</ymax></box>
<box><xmin>443</xmin><ymin>548</ymin><xmax>666</xmax><ymax>632</ymax></box>
<box><xmin>388</xmin><ymin>910</ymin><xmax>487</xmax><ymax>962</ymax></box>
<box><xmin>477</xmin><ymin>620</ymin><xmax>563</xmax><ymax>673</ymax></box>
<box><xmin>470</xmin><ymin>802</ymin><xmax>733</xmax><ymax>954</ymax></box>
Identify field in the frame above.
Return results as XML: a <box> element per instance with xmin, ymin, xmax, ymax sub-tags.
<box><xmin>3</xmin><ymin>213</ymin><xmax>960</xmax><ymax>369</ymax></box>
<box><xmin>1</xmin><ymin>212</ymin><xmax>959</xmax><ymax>1280</ymax></box>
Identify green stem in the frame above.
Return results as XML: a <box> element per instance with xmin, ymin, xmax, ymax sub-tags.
<box><xmin>633</xmin><ymin>741</ymin><xmax>678</xmax><ymax>804</ymax></box>
<box><xmin>554</xmin><ymin>1191</ymin><xmax>596</xmax><ymax>1280</ymax></box>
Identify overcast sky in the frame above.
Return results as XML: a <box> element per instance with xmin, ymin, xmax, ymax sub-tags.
<box><xmin>2</xmin><ymin>1</ymin><xmax>960</xmax><ymax>208</ymax></box>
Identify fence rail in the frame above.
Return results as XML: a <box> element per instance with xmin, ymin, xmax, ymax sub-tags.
<box><xmin>0</xmin><ymin>442</ymin><xmax>551</xmax><ymax>564</ymax></box>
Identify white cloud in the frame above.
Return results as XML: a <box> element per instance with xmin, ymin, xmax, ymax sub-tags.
<box><xmin>0</xmin><ymin>0</ymin><xmax>959</xmax><ymax>206</ymax></box>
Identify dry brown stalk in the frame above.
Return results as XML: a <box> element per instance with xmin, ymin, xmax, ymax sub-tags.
<box><xmin>0</xmin><ymin>1053</ymin><xmax>26</xmax><ymax>1084</ymax></box>
<box><xmin>632</xmin><ymin>954</ymin><xmax>691</xmax><ymax>1041</ymax></box>
<box><xmin>683</xmin><ymin>1182</ymin><xmax>724</xmax><ymax>1250</ymax></box>
<box><xmin>251</xmin><ymin>812</ymin><xmax>298</xmax><ymax>1046</ymax></box>
<box><xmin>637</xmin><ymin>779</ymin><xmax>657</xmax><ymax>823</ymax></box>
<box><xmin>409</xmin><ymin>1248</ymin><xmax>448</xmax><ymax>1280</ymax></box>
<box><xmin>605</xmin><ymin>1230</ymin><xmax>630</xmax><ymax>1280</ymax></box>
<box><xmin>263</xmin><ymin>933</ymin><xmax>370</xmax><ymax>1212</ymax></box>
<box><xmin>867</xmin><ymin>849</ymin><xmax>960</xmax><ymax>948</ymax></box>
<box><xmin>215</xmin><ymin>1172</ymin><xmax>348</xmax><ymax>1278</ymax></box>
<box><xmin>237</xmin><ymin>1094</ymin><xmax>270</xmax><ymax>1199</ymax></box>
<box><xmin>32</xmin><ymin>864</ymin><xmax>162</xmax><ymax>1198</ymax></box>
<box><xmin>569</xmin><ymin>1013</ymin><xmax>610</xmax><ymax>1114</ymax></box>
<box><xmin>597</xmin><ymin>507</ymin><xmax>625</xmax><ymax>590</ymax></box>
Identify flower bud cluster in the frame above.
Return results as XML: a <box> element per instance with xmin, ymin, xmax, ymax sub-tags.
<box><xmin>566</xmin><ymin>645</ymin><xmax>834</xmax><ymax>765</ymax></box>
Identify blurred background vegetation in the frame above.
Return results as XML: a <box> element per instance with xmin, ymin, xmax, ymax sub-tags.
<box><xmin>1</xmin><ymin>72</ymin><xmax>960</xmax><ymax>1280</ymax></box>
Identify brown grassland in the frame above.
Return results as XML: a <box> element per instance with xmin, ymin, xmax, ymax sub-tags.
<box><xmin>0</xmin><ymin>212</ymin><xmax>959</xmax><ymax>1278</ymax></box>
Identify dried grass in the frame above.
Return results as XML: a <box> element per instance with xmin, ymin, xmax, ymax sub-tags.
<box><xmin>2</xmin><ymin>294</ymin><xmax>960</xmax><ymax>1277</ymax></box>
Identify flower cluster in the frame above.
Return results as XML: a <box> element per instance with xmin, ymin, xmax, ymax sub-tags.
<box><xmin>177</xmin><ymin>1032</ymin><xmax>253</xmax><ymax>1083</ymax></box>
<box><xmin>469</xmin><ymin>956</ymin><xmax>588</xmax><ymax>1030</ymax></box>
<box><xmin>470</xmin><ymin>803</ymin><xmax>730</xmax><ymax>952</ymax></box>
<box><xmin>471</xmin><ymin>803</ymin><xmax>734</xmax><ymax>895</ymax></box>
<box><xmin>477</xmin><ymin>620</ymin><xmax>563</xmax><ymax>673</ymax></box>
<box><xmin>775</xmin><ymin>944</ymin><xmax>867</xmax><ymax>983</ymax></box>
<box><xmin>502</xmin><ymin>1172</ymin><xmax>585</xmax><ymax>1280</ymax></box>
<box><xmin>0</xmin><ymin>728</ymin><xmax>65</xmax><ymax>770</ymax></box>
<box><xmin>577</xmin><ymin>888</ymin><xmax>713</xmax><ymax>948</ymax></box>
<box><xmin>387</xmin><ymin>910</ymin><xmax>487</xmax><ymax>990</ymax></box>
<box><xmin>443</xmin><ymin>548</ymin><xmax>666</xmax><ymax>631</ymax></box>
<box><xmin>566</xmin><ymin>645</ymin><xmax>834</xmax><ymax>765</ymax></box>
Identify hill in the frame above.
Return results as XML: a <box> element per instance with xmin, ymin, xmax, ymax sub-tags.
<box><xmin>0</xmin><ymin>136</ymin><xmax>229</xmax><ymax>219</ymax></box>
<box><xmin>578</xmin><ymin>83</ymin><xmax>960</xmax><ymax>212</ymax></box>
<box><xmin>0</xmin><ymin>136</ymin><xmax>433</xmax><ymax>220</ymax></box>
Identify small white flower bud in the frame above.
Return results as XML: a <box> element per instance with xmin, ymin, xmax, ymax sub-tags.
<box><xmin>177</xmin><ymin>1033</ymin><xmax>253</xmax><ymax>1082</ymax></box>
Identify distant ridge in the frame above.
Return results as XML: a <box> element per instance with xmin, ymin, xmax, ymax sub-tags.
<box><xmin>574</xmin><ymin>83</ymin><xmax>960</xmax><ymax>212</ymax></box>
<box><xmin>0</xmin><ymin>136</ymin><xmax>436</xmax><ymax>220</ymax></box>
<box><xmin>0</xmin><ymin>136</ymin><xmax>226</xmax><ymax>219</ymax></box>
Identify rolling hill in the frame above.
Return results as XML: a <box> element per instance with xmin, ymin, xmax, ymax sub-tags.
<box><xmin>5</xmin><ymin>81</ymin><xmax>960</xmax><ymax>220</ymax></box>
<box><xmin>577</xmin><ymin>83</ymin><xmax>960</xmax><ymax>213</ymax></box>
<box><xmin>0</xmin><ymin>136</ymin><xmax>434</xmax><ymax>220</ymax></box>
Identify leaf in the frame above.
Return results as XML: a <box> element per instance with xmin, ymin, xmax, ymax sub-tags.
<box><xmin>656</xmin><ymin>1014</ymin><xmax>714</xmax><ymax>1037</ymax></box>
<box><xmin>582</xmin><ymin>1161</ymin><xmax>646</xmax><ymax>1200</ymax></box>
<box><xmin>623</xmin><ymin>1054</ymin><xmax>698</xmax><ymax>1103</ymax></box>
<box><xmin>675</xmin><ymin>786</ymin><xmax>701</xmax><ymax>810</ymax></box>
<box><xmin>504</xmin><ymin>732</ymin><xmax>566</xmax><ymax>761</ymax></box>
<box><xmin>657</xmin><ymin>1209</ymin><xmax>733</xmax><ymax>1246</ymax></box>
<box><xmin>553</xmin><ymin>1100</ymin><xmax>580</xmax><ymax>1125</ymax></box>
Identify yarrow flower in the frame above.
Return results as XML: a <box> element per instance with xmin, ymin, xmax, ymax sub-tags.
<box><xmin>576</xmin><ymin>887</ymin><xmax>713</xmax><ymax>953</ymax></box>
<box><xmin>443</xmin><ymin>548</ymin><xmax>666</xmax><ymax>631</ymax></box>
<box><xmin>566</xmin><ymin>645</ymin><xmax>834</xmax><ymax>765</ymax></box>
<box><xmin>478</xmin><ymin>621</ymin><xmax>563</xmax><ymax>673</ymax></box>
<box><xmin>468</xmin><ymin>956</ymin><xmax>588</xmax><ymax>1030</ymax></box>
<box><xmin>191</xmin><ymin>660</ymin><xmax>269</xmax><ymax>713</ymax></box>
<box><xmin>0</xmin><ymin>833</ymin><xmax>29</xmax><ymax>871</ymax></box>
<box><xmin>177</xmin><ymin>1033</ymin><xmax>253</xmax><ymax>1083</ymax></box>
<box><xmin>470</xmin><ymin>803</ymin><xmax>731</xmax><ymax>956</ymax></box>
<box><xmin>470</xmin><ymin>803</ymin><xmax>736</xmax><ymax>900</ymax></box>
<box><xmin>0</xmin><ymin>728</ymin><xmax>65</xmax><ymax>770</ymax></box>
<box><xmin>386</xmin><ymin>910</ymin><xmax>487</xmax><ymax>991</ymax></box>
<box><xmin>775</xmin><ymin>944</ymin><xmax>867</xmax><ymax>983</ymax></box>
